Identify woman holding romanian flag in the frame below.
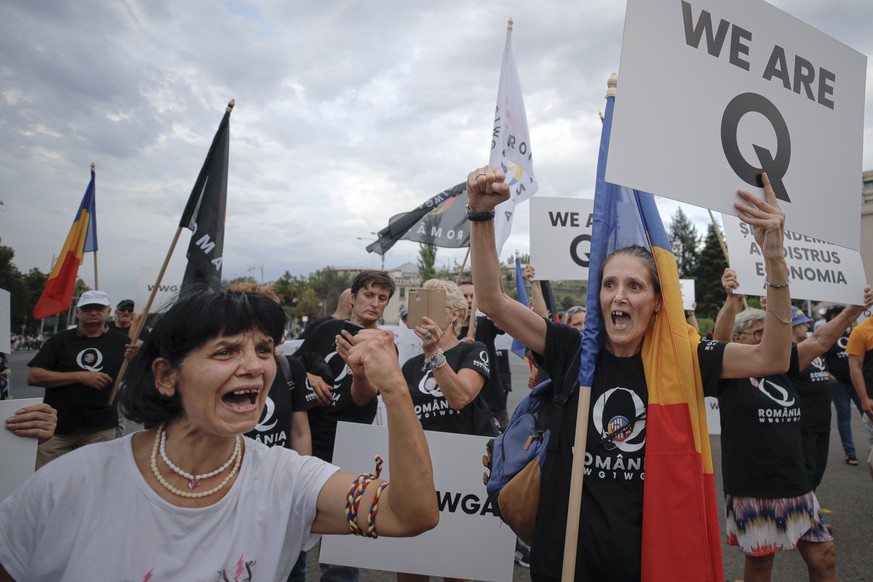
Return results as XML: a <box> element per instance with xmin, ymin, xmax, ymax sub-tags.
<box><xmin>468</xmin><ymin>165</ymin><xmax>792</xmax><ymax>581</ymax></box>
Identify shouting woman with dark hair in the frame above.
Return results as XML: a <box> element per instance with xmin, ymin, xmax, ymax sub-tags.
<box><xmin>0</xmin><ymin>288</ymin><xmax>438</xmax><ymax>581</ymax></box>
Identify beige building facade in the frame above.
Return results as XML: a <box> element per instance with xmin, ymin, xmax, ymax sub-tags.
<box><xmin>862</xmin><ymin>171</ymin><xmax>873</xmax><ymax>282</ymax></box>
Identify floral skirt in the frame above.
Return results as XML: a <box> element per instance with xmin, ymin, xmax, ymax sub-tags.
<box><xmin>724</xmin><ymin>492</ymin><xmax>832</xmax><ymax>557</ymax></box>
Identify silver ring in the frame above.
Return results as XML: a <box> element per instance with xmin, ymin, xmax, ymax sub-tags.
<box><xmin>425</xmin><ymin>332</ymin><xmax>433</xmax><ymax>340</ymax></box>
<box><xmin>474</xmin><ymin>172</ymin><xmax>486</xmax><ymax>179</ymax></box>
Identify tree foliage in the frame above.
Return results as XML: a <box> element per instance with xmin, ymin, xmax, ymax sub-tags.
<box><xmin>269</xmin><ymin>268</ymin><xmax>350</xmax><ymax>324</ymax></box>
<box><xmin>417</xmin><ymin>243</ymin><xmax>437</xmax><ymax>283</ymax></box>
<box><xmin>691</xmin><ymin>223</ymin><xmax>729</xmax><ymax>319</ymax></box>
<box><xmin>0</xmin><ymin>238</ymin><xmax>55</xmax><ymax>335</ymax></box>
<box><xmin>668</xmin><ymin>207</ymin><xmax>701</xmax><ymax>278</ymax></box>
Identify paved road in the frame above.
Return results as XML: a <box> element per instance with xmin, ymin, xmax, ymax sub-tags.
<box><xmin>7</xmin><ymin>351</ymin><xmax>872</xmax><ymax>581</ymax></box>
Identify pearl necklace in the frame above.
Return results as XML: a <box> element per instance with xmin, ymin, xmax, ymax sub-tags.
<box><xmin>150</xmin><ymin>425</ymin><xmax>242</xmax><ymax>499</ymax></box>
<box><xmin>159</xmin><ymin>426</ymin><xmax>240</xmax><ymax>489</ymax></box>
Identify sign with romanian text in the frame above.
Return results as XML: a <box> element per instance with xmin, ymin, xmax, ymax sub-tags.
<box><xmin>530</xmin><ymin>196</ymin><xmax>595</xmax><ymax>281</ymax></box>
<box><xmin>722</xmin><ymin>214</ymin><xmax>868</xmax><ymax>304</ymax></box>
<box><xmin>321</xmin><ymin>423</ymin><xmax>515</xmax><ymax>582</ymax></box>
<box><xmin>607</xmin><ymin>0</ymin><xmax>866</xmax><ymax>250</ymax></box>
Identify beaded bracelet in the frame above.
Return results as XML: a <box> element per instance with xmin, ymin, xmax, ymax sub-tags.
<box><xmin>422</xmin><ymin>349</ymin><xmax>447</xmax><ymax>372</ymax></box>
<box><xmin>345</xmin><ymin>456</ymin><xmax>385</xmax><ymax>537</ymax></box>
<box><xmin>763</xmin><ymin>277</ymin><xmax>791</xmax><ymax>289</ymax></box>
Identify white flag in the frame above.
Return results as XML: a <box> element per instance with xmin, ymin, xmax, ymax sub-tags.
<box><xmin>489</xmin><ymin>20</ymin><xmax>538</xmax><ymax>255</ymax></box>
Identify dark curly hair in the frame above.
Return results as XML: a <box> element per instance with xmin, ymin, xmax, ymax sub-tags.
<box><xmin>121</xmin><ymin>287</ymin><xmax>286</xmax><ymax>426</ymax></box>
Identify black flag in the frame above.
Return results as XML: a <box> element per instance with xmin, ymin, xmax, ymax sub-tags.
<box><xmin>367</xmin><ymin>183</ymin><xmax>469</xmax><ymax>255</ymax></box>
<box><xmin>180</xmin><ymin>101</ymin><xmax>232</xmax><ymax>292</ymax></box>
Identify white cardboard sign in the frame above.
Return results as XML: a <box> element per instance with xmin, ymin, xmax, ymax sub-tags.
<box><xmin>136</xmin><ymin>265</ymin><xmax>184</xmax><ymax>314</ymax></box>
<box><xmin>607</xmin><ymin>0</ymin><xmax>867</xmax><ymax>250</ymax></box>
<box><xmin>320</xmin><ymin>423</ymin><xmax>515</xmax><ymax>581</ymax></box>
<box><xmin>706</xmin><ymin>397</ymin><xmax>721</xmax><ymax>435</ymax></box>
<box><xmin>0</xmin><ymin>398</ymin><xmax>43</xmax><ymax>502</ymax></box>
<box><xmin>679</xmin><ymin>279</ymin><xmax>696</xmax><ymax>312</ymax></box>
<box><xmin>722</xmin><ymin>214</ymin><xmax>868</xmax><ymax>304</ymax></box>
<box><xmin>530</xmin><ymin>197</ymin><xmax>595</xmax><ymax>281</ymax></box>
<box><xmin>0</xmin><ymin>289</ymin><xmax>10</xmax><ymax>353</ymax></box>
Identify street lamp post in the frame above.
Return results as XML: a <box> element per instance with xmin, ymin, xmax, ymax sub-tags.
<box><xmin>358</xmin><ymin>232</ymin><xmax>385</xmax><ymax>270</ymax></box>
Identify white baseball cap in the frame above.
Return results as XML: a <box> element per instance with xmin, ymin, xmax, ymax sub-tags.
<box><xmin>77</xmin><ymin>290</ymin><xmax>111</xmax><ymax>308</ymax></box>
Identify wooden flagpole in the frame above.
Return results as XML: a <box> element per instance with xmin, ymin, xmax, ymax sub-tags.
<box><xmin>562</xmin><ymin>387</ymin><xmax>592</xmax><ymax>581</ymax></box>
<box><xmin>561</xmin><ymin>73</ymin><xmax>617</xmax><ymax>582</ymax></box>
<box><xmin>106</xmin><ymin>225</ymin><xmax>184</xmax><ymax>405</ymax></box>
<box><xmin>91</xmin><ymin>163</ymin><xmax>99</xmax><ymax>290</ymax></box>
<box><xmin>708</xmin><ymin>209</ymin><xmax>748</xmax><ymax>309</ymax></box>
<box><xmin>456</xmin><ymin>247</ymin><xmax>471</xmax><ymax>286</ymax></box>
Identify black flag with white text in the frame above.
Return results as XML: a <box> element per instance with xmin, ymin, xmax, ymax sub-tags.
<box><xmin>180</xmin><ymin>101</ymin><xmax>232</xmax><ymax>292</ymax></box>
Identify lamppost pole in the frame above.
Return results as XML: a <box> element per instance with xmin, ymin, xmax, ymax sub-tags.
<box><xmin>358</xmin><ymin>232</ymin><xmax>385</xmax><ymax>271</ymax></box>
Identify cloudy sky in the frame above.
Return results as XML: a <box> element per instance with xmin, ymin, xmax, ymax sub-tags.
<box><xmin>1</xmin><ymin>0</ymin><xmax>871</xmax><ymax>306</ymax></box>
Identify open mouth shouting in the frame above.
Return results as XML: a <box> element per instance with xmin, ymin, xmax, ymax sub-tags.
<box><xmin>611</xmin><ymin>309</ymin><xmax>631</xmax><ymax>331</ymax></box>
<box><xmin>221</xmin><ymin>387</ymin><xmax>263</xmax><ymax>413</ymax></box>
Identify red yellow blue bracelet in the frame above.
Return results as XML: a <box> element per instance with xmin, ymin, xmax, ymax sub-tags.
<box><xmin>345</xmin><ymin>455</ymin><xmax>386</xmax><ymax>537</ymax></box>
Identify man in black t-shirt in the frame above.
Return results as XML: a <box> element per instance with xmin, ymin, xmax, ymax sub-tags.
<box><xmin>294</xmin><ymin>272</ymin><xmax>395</xmax><ymax>462</ymax></box>
<box><xmin>293</xmin><ymin>270</ymin><xmax>395</xmax><ymax>582</ymax></box>
<box><xmin>27</xmin><ymin>290</ymin><xmax>129</xmax><ymax>468</ymax></box>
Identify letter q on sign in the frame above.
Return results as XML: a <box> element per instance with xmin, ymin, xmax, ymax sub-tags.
<box><xmin>721</xmin><ymin>93</ymin><xmax>791</xmax><ymax>203</ymax></box>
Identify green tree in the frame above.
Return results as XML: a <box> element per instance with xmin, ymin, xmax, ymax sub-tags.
<box><xmin>271</xmin><ymin>271</ymin><xmax>303</xmax><ymax>308</ymax></box>
<box><xmin>308</xmin><ymin>267</ymin><xmax>353</xmax><ymax>317</ymax></box>
<box><xmin>668</xmin><ymin>207</ymin><xmax>700</xmax><ymax>278</ymax></box>
<box><xmin>691</xmin><ymin>223</ymin><xmax>729</xmax><ymax>319</ymax></box>
<box><xmin>0</xmin><ymin>239</ymin><xmax>53</xmax><ymax>335</ymax></box>
<box><xmin>417</xmin><ymin>243</ymin><xmax>437</xmax><ymax>283</ymax></box>
<box><xmin>291</xmin><ymin>287</ymin><xmax>323</xmax><ymax>322</ymax></box>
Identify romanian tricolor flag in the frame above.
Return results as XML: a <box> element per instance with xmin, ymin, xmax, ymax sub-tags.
<box><xmin>33</xmin><ymin>168</ymin><xmax>98</xmax><ymax>319</ymax></box>
<box><xmin>578</xmin><ymin>80</ymin><xmax>722</xmax><ymax>581</ymax></box>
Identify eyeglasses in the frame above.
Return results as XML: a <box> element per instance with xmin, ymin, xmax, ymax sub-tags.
<box><xmin>739</xmin><ymin>329</ymin><xmax>764</xmax><ymax>341</ymax></box>
<box><xmin>116</xmin><ymin>308</ymin><xmax>134</xmax><ymax>313</ymax></box>
<box><xmin>600</xmin><ymin>410</ymin><xmax>647</xmax><ymax>450</ymax></box>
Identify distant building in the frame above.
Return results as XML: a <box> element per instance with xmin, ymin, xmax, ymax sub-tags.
<box><xmin>386</xmin><ymin>262</ymin><xmax>421</xmax><ymax>325</ymax></box>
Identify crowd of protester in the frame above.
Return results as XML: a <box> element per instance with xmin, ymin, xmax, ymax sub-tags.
<box><xmin>2</xmin><ymin>168</ymin><xmax>872</xmax><ymax>581</ymax></box>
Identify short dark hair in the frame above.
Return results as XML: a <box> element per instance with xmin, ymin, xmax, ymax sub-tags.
<box><xmin>121</xmin><ymin>288</ymin><xmax>286</xmax><ymax>426</ymax></box>
<box><xmin>351</xmin><ymin>270</ymin><xmax>396</xmax><ymax>299</ymax></box>
<box><xmin>824</xmin><ymin>304</ymin><xmax>845</xmax><ymax>322</ymax></box>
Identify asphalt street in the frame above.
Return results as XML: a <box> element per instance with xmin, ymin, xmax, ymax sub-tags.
<box><xmin>6</xmin><ymin>351</ymin><xmax>872</xmax><ymax>581</ymax></box>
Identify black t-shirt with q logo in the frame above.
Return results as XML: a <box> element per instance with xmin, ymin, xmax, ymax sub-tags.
<box><xmin>28</xmin><ymin>328</ymin><xmax>129</xmax><ymax>434</ymax></box>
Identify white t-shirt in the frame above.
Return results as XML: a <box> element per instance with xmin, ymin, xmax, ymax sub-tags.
<box><xmin>0</xmin><ymin>433</ymin><xmax>338</xmax><ymax>581</ymax></box>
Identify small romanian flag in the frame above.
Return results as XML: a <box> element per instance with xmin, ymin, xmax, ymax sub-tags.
<box><xmin>33</xmin><ymin>168</ymin><xmax>98</xmax><ymax>320</ymax></box>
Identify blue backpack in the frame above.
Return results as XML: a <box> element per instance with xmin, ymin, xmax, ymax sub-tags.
<box><xmin>482</xmin><ymin>362</ymin><xmax>576</xmax><ymax>545</ymax></box>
